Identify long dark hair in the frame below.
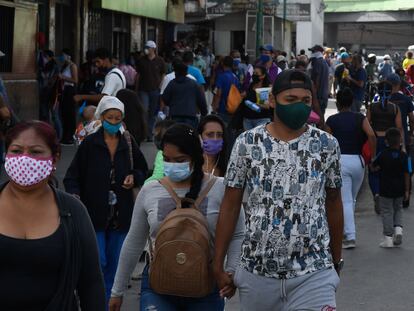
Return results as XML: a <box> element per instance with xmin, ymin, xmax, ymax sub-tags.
<box><xmin>116</xmin><ymin>89</ymin><xmax>147</xmax><ymax>143</ymax></box>
<box><xmin>255</xmin><ymin>65</ymin><xmax>271</xmax><ymax>87</ymax></box>
<box><xmin>198</xmin><ymin>115</ymin><xmax>228</xmax><ymax>177</ymax></box>
<box><xmin>162</xmin><ymin>124</ymin><xmax>204</xmax><ymax>206</ymax></box>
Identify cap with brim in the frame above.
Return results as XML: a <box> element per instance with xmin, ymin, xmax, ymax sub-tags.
<box><xmin>272</xmin><ymin>69</ymin><xmax>313</xmax><ymax>96</ymax></box>
<box><xmin>384</xmin><ymin>54</ymin><xmax>391</xmax><ymax>60</ymax></box>
<box><xmin>145</xmin><ymin>40</ymin><xmax>157</xmax><ymax>49</ymax></box>
<box><xmin>386</xmin><ymin>73</ymin><xmax>401</xmax><ymax>85</ymax></box>
<box><xmin>339</xmin><ymin>47</ymin><xmax>347</xmax><ymax>52</ymax></box>
<box><xmin>341</xmin><ymin>52</ymin><xmax>350</xmax><ymax>59</ymax></box>
<box><xmin>368</xmin><ymin>53</ymin><xmax>376</xmax><ymax>58</ymax></box>
<box><xmin>308</xmin><ymin>45</ymin><xmax>324</xmax><ymax>53</ymax></box>
<box><xmin>260</xmin><ymin>44</ymin><xmax>274</xmax><ymax>52</ymax></box>
<box><xmin>95</xmin><ymin>96</ymin><xmax>125</xmax><ymax>119</ymax></box>
<box><xmin>0</xmin><ymin>50</ymin><xmax>5</xmax><ymax>57</ymax></box>
<box><xmin>276</xmin><ymin>55</ymin><xmax>286</xmax><ymax>62</ymax></box>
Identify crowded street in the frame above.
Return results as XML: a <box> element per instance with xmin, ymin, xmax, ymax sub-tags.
<box><xmin>33</xmin><ymin>102</ymin><xmax>413</xmax><ymax>311</ymax></box>
<box><xmin>2</xmin><ymin>0</ymin><xmax>414</xmax><ymax>310</ymax></box>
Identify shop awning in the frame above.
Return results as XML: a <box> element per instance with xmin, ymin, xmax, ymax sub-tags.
<box><xmin>325</xmin><ymin>0</ymin><xmax>414</xmax><ymax>13</ymax></box>
<box><xmin>94</xmin><ymin>0</ymin><xmax>184</xmax><ymax>23</ymax></box>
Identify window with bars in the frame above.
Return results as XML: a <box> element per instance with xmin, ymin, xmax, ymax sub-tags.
<box><xmin>88</xmin><ymin>9</ymin><xmax>130</xmax><ymax>62</ymax></box>
<box><xmin>0</xmin><ymin>5</ymin><xmax>15</xmax><ymax>72</ymax></box>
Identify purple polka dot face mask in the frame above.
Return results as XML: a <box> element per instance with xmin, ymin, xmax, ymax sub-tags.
<box><xmin>4</xmin><ymin>154</ymin><xmax>54</xmax><ymax>187</ymax></box>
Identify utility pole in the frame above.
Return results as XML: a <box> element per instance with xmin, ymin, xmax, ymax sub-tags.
<box><xmin>255</xmin><ymin>0</ymin><xmax>263</xmax><ymax>57</ymax></box>
<box><xmin>282</xmin><ymin>0</ymin><xmax>286</xmax><ymax>49</ymax></box>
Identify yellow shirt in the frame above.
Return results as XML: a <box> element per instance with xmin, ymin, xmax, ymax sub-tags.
<box><xmin>403</xmin><ymin>58</ymin><xmax>414</xmax><ymax>70</ymax></box>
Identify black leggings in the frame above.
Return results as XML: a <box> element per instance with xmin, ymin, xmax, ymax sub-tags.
<box><xmin>60</xmin><ymin>85</ymin><xmax>77</xmax><ymax>142</ymax></box>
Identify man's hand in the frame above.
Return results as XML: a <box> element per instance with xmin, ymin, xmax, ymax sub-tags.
<box><xmin>214</xmin><ymin>268</ymin><xmax>236</xmax><ymax>299</ymax></box>
<box><xmin>108</xmin><ymin>296</ymin><xmax>123</xmax><ymax>311</ymax></box>
<box><xmin>122</xmin><ymin>174</ymin><xmax>134</xmax><ymax>189</ymax></box>
<box><xmin>74</xmin><ymin>95</ymin><xmax>83</xmax><ymax>103</ymax></box>
<box><xmin>405</xmin><ymin>191</ymin><xmax>410</xmax><ymax>202</ymax></box>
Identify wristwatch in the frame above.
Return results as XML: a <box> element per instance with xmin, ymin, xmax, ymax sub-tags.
<box><xmin>334</xmin><ymin>259</ymin><xmax>344</xmax><ymax>271</ymax></box>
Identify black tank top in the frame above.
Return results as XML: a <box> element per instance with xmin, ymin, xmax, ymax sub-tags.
<box><xmin>370</xmin><ymin>102</ymin><xmax>397</xmax><ymax>132</ymax></box>
<box><xmin>0</xmin><ymin>225</ymin><xmax>64</xmax><ymax>311</ymax></box>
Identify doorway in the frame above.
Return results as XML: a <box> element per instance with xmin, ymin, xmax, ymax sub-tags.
<box><xmin>231</xmin><ymin>31</ymin><xmax>245</xmax><ymax>53</ymax></box>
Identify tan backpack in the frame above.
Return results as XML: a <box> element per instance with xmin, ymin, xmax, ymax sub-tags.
<box><xmin>148</xmin><ymin>177</ymin><xmax>217</xmax><ymax>298</ymax></box>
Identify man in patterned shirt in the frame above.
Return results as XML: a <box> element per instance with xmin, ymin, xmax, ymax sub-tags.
<box><xmin>214</xmin><ymin>69</ymin><xmax>344</xmax><ymax>310</ymax></box>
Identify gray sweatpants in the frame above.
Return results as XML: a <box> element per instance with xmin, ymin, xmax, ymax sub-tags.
<box><xmin>380</xmin><ymin>196</ymin><xmax>403</xmax><ymax>236</ymax></box>
<box><xmin>233</xmin><ymin>267</ymin><xmax>340</xmax><ymax>311</ymax></box>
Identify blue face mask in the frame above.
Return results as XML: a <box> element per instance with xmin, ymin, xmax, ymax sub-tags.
<box><xmin>163</xmin><ymin>161</ymin><xmax>193</xmax><ymax>182</ymax></box>
<box><xmin>103</xmin><ymin>120</ymin><xmax>122</xmax><ymax>135</ymax></box>
<box><xmin>260</xmin><ymin>54</ymin><xmax>271</xmax><ymax>64</ymax></box>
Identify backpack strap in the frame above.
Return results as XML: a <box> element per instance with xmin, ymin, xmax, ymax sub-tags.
<box><xmin>109</xmin><ymin>70</ymin><xmax>126</xmax><ymax>89</ymax></box>
<box><xmin>123</xmin><ymin>130</ymin><xmax>134</xmax><ymax>170</ymax></box>
<box><xmin>159</xmin><ymin>178</ymin><xmax>182</xmax><ymax>208</ymax></box>
<box><xmin>194</xmin><ymin>177</ymin><xmax>217</xmax><ymax>208</ymax></box>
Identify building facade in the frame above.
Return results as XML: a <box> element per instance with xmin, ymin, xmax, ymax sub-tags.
<box><xmin>180</xmin><ymin>0</ymin><xmax>325</xmax><ymax>59</ymax></box>
<box><xmin>0</xmin><ymin>0</ymin><xmax>184</xmax><ymax>120</ymax></box>
<box><xmin>324</xmin><ymin>0</ymin><xmax>414</xmax><ymax>54</ymax></box>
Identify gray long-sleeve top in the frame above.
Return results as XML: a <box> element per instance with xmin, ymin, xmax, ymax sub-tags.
<box><xmin>111</xmin><ymin>177</ymin><xmax>245</xmax><ymax>297</ymax></box>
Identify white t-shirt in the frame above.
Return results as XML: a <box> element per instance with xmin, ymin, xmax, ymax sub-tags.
<box><xmin>159</xmin><ymin>72</ymin><xmax>196</xmax><ymax>95</ymax></box>
<box><xmin>101</xmin><ymin>68</ymin><xmax>126</xmax><ymax>96</ymax></box>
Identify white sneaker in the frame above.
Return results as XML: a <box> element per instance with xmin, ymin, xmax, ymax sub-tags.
<box><xmin>393</xmin><ymin>227</ymin><xmax>403</xmax><ymax>246</ymax></box>
<box><xmin>379</xmin><ymin>236</ymin><xmax>394</xmax><ymax>248</ymax></box>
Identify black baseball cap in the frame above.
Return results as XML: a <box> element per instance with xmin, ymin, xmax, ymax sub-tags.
<box><xmin>308</xmin><ymin>45</ymin><xmax>324</xmax><ymax>53</ymax></box>
<box><xmin>272</xmin><ymin>70</ymin><xmax>313</xmax><ymax>96</ymax></box>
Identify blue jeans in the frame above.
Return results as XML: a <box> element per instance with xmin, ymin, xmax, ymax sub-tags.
<box><xmin>52</xmin><ymin>105</ymin><xmax>62</xmax><ymax>141</ymax></box>
<box><xmin>139</xmin><ymin>90</ymin><xmax>160</xmax><ymax>139</ymax></box>
<box><xmin>368</xmin><ymin>136</ymin><xmax>386</xmax><ymax>195</ymax></box>
<box><xmin>243</xmin><ymin>118</ymin><xmax>271</xmax><ymax>131</ymax></box>
<box><xmin>140</xmin><ymin>265</ymin><xmax>224</xmax><ymax>311</ymax></box>
<box><xmin>96</xmin><ymin>231</ymin><xmax>127</xmax><ymax>305</ymax></box>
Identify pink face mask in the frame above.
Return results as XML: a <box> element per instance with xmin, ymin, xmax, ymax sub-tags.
<box><xmin>5</xmin><ymin>154</ymin><xmax>54</xmax><ymax>187</ymax></box>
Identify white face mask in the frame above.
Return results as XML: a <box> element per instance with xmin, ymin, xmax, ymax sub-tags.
<box><xmin>5</xmin><ymin>154</ymin><xmax>54</xmax><ymax>187</ymax></box>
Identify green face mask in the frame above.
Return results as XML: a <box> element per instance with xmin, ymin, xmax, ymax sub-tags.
<box><xmin>275</xmin><ymin>102</ymin><xmax>311</xmax><ymax>130</ymax></box>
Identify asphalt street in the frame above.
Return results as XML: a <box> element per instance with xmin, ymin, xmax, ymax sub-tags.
<box><xmin>9</xmin><ymin>100</ymin><xmax>414</xmax><ymax>310</ymax></box>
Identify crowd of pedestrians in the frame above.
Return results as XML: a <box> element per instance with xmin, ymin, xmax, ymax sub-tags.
<box><xmin>0</xmin><ymin>43</ymin><xmax>414</xmax><ymax>310</ymax></box>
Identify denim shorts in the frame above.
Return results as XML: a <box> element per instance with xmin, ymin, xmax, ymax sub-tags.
<box><xmin>140</xmin><ymin>265</ymin><xmax>225</xmax><ymax>311</ymax></box>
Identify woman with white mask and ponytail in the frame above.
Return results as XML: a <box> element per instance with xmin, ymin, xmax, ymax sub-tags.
<box><xmin>109</xmin><ymin>123</ymin><xmax>245</xmax><ymax>311</ymax></box>
<box><xmin>0</xmin><ymin>121</ymin><xmax>105</xmax><ymax>310</ymax></box>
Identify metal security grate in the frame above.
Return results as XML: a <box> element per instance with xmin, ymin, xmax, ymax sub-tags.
<box><xmin>88</xmin><ymin>8</ymin><xmax>113</xmax><ymax>53</ymax></box>
<box><xmin>0</xmin><ymin>5</ymin><xmax>15</xmax><ymax>72</ymax></box>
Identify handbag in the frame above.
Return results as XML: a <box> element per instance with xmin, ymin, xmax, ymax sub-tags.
<box><xmin>355</xmin><ymin>113</ymin><xmax>371</xmax><ymax>164</ymax></box>
<box><xmin>124</xmin><ymin>130</ymin><xmax>140</xmax><ymax>200</ymax></box>
<box><xmin>226</xmin><ymin>83</ymin><xmax>242</xmax><ymax>114</ymax></box>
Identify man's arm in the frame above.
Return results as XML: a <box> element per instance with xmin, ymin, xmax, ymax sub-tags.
<box><xmin>325</xmin><ymin>187</ymin><xmax>343</xmax><ymax>274</ymax></box>
<box><xmin>214</xmin><ymin>187</ymin><xmax>244</xmax><ymax>297</ymax></box>
<box><xmin>212</xmin><ymin>89</ymin><xmax>222</xmax><ymax>113</ymax></box>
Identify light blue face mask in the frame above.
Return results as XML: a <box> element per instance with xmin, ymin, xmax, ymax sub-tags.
<box><xmin>102</xmin><ymin>120</ymin><xmax>121</xmax><ymax>135</ymax></box>
<box><xmin>163</xmin><ymin>161</ymin><xmax>193</xmax><ymax>182</ymax></box>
